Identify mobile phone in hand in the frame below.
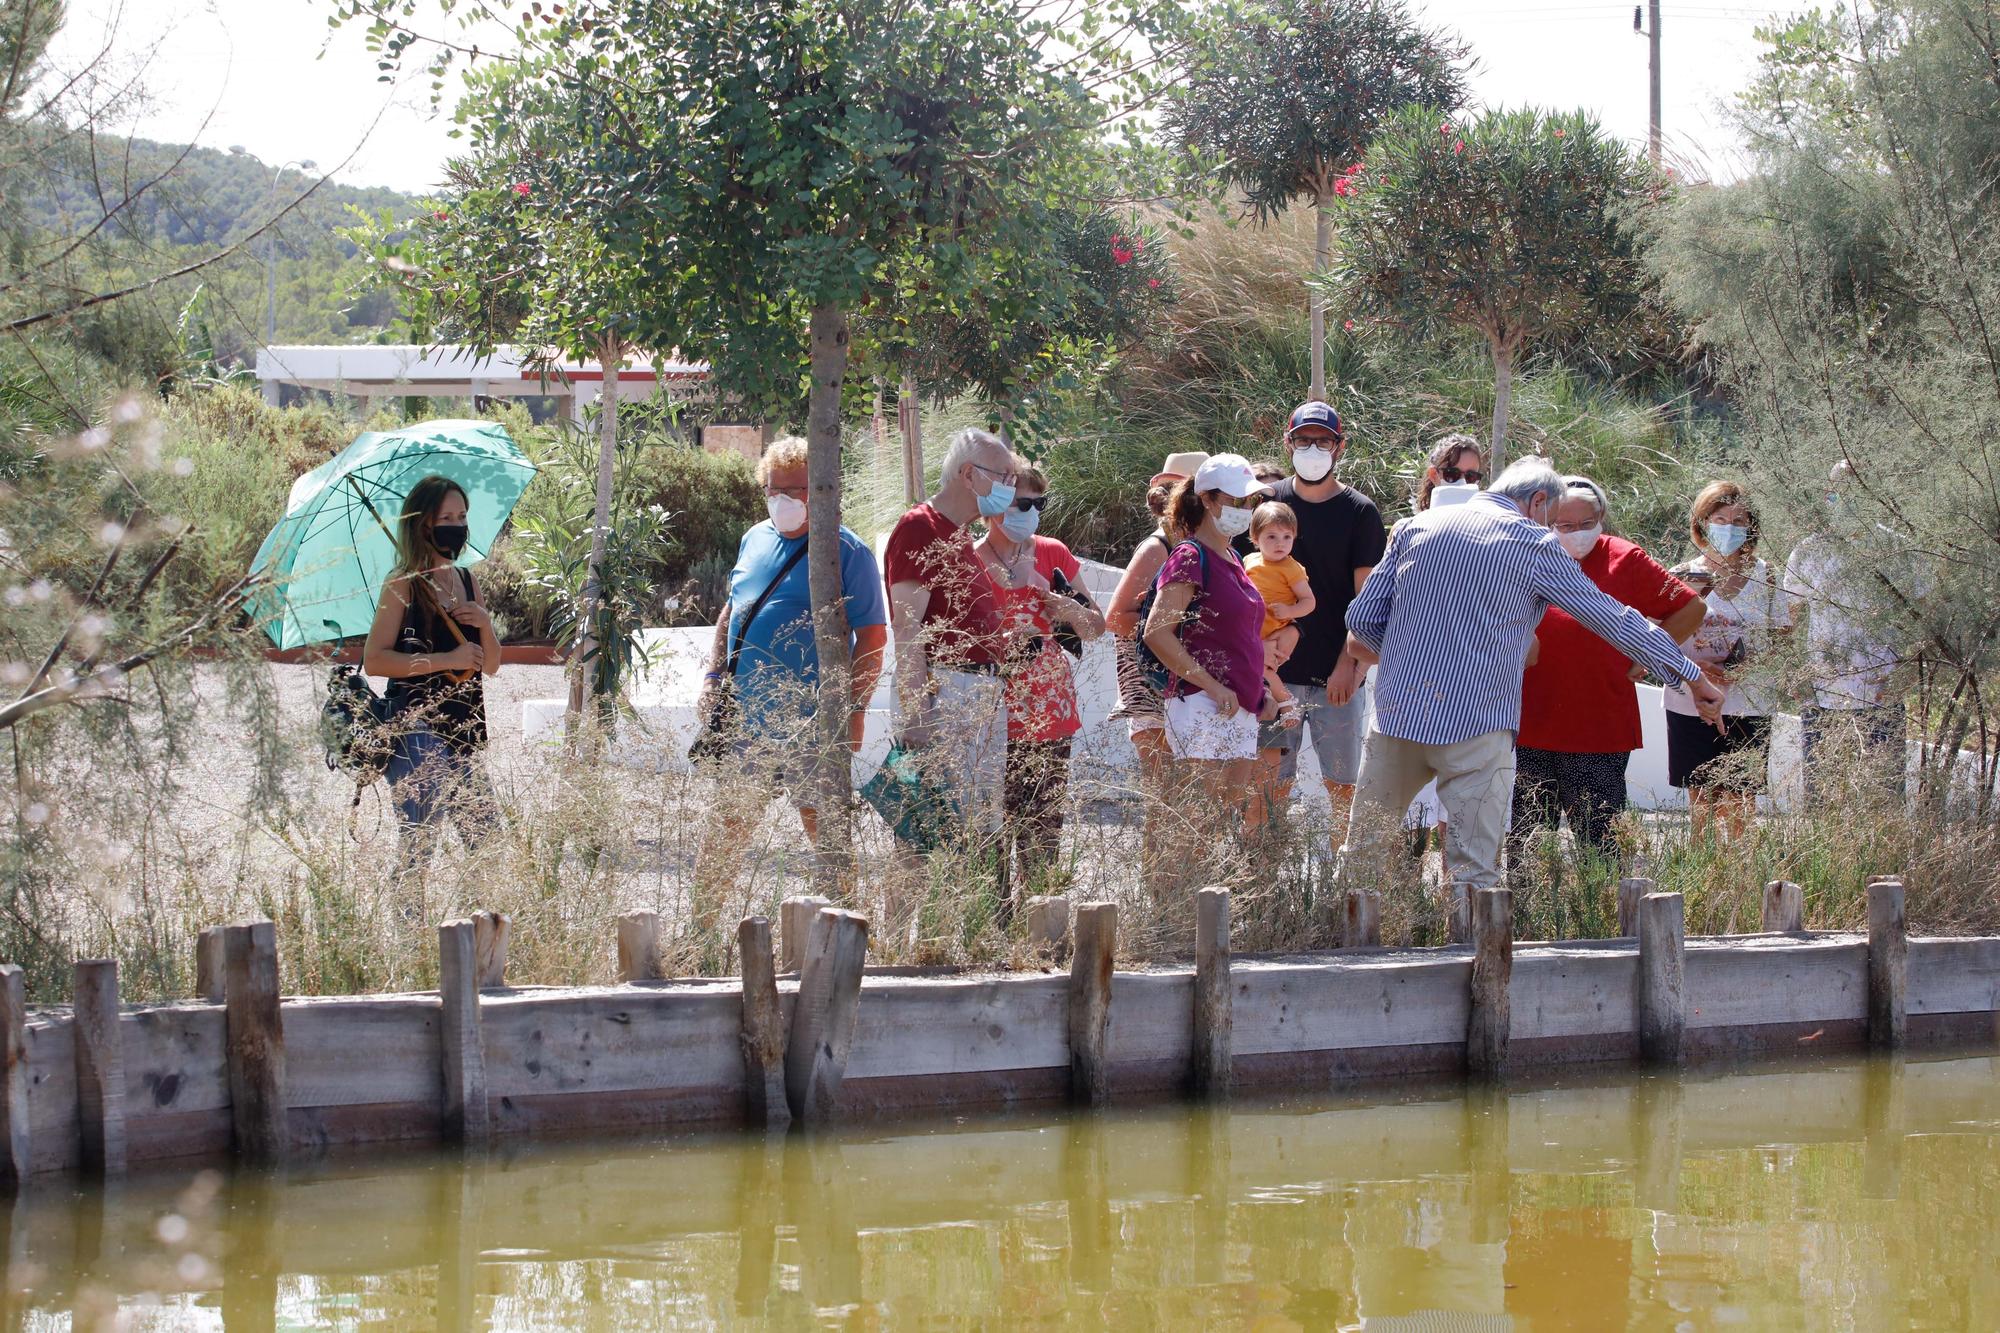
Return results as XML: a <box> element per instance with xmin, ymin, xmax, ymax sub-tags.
<box><xmin>1049</xmin><ymin>568</ymin><xmax>1072</xmax><ymax>594</ymax></box>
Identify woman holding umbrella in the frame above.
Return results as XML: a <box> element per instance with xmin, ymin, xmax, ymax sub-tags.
<box><xmin>362</xmin><ymin>475</ymin><xmax>503</xmax><ymax>884</ymax></box>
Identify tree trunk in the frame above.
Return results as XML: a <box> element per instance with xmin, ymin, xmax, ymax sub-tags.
<box><xmin>1310</xmin><ymin>193</ymin><xmax>1331</xmax><ymax>403</ymax></box>
<box><xmin>899</xmin><ymin>372</ymin><xmax>924</xmax><ymax>504</ymax></box>
<box><xmin>568</xmin><ymin>334</ymin><xmax>622</xmax><ymax>731</ymax></box>
<box><xmin>1487</xmin><ymin>334</ymin><xmax>1515</xmax><ymax>476</ymax></box>
<box><xmin>806</xmin><ymin>304</ymin><xmax>856</xmax><ymax>895</ymax></box>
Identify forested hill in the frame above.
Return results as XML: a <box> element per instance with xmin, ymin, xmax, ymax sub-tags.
<box><xmin>14</xmin><ymin>132</ymin><xmax>418</xmax><ymax>252</ymax></box>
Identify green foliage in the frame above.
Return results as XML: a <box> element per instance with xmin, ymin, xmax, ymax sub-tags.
<box><xmin>1165</xmin><ymin>0</ymin><xmax>1469</xmax><ymax>219</ymax></box>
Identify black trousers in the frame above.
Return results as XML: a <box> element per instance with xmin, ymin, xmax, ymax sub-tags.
<box><xmin>1507</xmin><ymin>747</ymin><xmax>1630</xmax><ymax>866</ymax></box>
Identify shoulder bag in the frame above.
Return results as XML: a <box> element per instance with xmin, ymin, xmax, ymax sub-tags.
<box><xmin>689</xmin><ymin>541</ymin><xmax>811</xmax><ymax>764</ymax></box>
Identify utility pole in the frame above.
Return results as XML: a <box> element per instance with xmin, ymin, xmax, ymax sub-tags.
<box><xmin>1635</xmin><ymin>3</ymin><xmax>1662</xmax><ymax>165</ymax></box>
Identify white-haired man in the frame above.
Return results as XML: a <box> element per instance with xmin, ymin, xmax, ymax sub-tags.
<box><xmin>884</xmin><ymin>427</ymin><xmax>1022</xmax><ymax>853</ymax></box>
<box><xmin>1338</xmin><ymin>459</ymin><xmax>1728</xmax><ymax>929</ymax></box>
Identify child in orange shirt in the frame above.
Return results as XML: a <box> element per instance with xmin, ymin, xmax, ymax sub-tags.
<box><xmin>1243</xmin><ymin>501</ymin><xmax>1315</xmax><ymax>725</ymax></box>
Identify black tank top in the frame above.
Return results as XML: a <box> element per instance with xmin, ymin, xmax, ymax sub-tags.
<box><xmin>384</xmin><ymin>567</ymin><xmax>488</xmax><ymax>751</ymax></box>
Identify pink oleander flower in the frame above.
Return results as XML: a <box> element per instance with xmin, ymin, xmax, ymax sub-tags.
<box><xmin>1454</xmin><ymin>139</ymin><xmax>1465</xmax><ymax>155</ymax></box>
<box><xmin>1332</xmin><ymin>177</ymin><xmax>1352</xmax><ymax>198</ymax></box>
<box><xmin>512</xmin><ymin>181</ymin><xmax>532</xmax><ymax>196</ymax></box>
<box><xmin>1111</xmin><ymin>235</ymin><xmax>1134</xmax><ymax>265</ymax></box>
<box><xmin>1147</xmin><ymin>277</ymin><xmax>1161</xmax><ymax>289</ymax></box>
<box><xmin>1343</xmin><ymin>319</ymin><xmax>1355</xmax><ymax>331</ymax></box>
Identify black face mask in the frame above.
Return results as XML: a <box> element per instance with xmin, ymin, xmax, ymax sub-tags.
<box><xmin>431</xmin><ymin>524</ymin><xmax>470</xmax><ymax>559</ymax></box>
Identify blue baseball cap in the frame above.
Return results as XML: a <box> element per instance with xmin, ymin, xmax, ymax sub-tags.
<box><xmin>1288</xmin><ymin>401</ymin><xmax>1344</xmax><ymax>438</ymax></box>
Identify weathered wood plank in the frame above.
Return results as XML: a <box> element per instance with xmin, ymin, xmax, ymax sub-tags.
<box><xmin>1683</xmin><ymin>936</ymin><xmax>1867</xmax><ymax>1029</ymax></box>
<box><xmin>25</xmin><ymin>1016</ymin><xmax>77</xmax><ymax>1173</ymax></box>
<box><xmin>1343</xmin><ymin>889</ymin><xmax>1381</xmax><ymax>948</ymax></box>
<box><xmin>1907</xmin><ymin>937</ymin><xmax>2000</xmax><ymax>1015</ymax></box>
<box><xmin>1446</xmin><ymin>882</ymin><xmax>1472</xmax><ymax>945</ymax></box>
<box><xmin>1507</xmin><ymin>947</ymin><xmax>1639</xmax><ymax>1044</ymax></box>
<box><xmin>1868</xmin><ymin>877</ymin><xmax>1907</xmax><ymax>1049</ymax></box>
<box><xmin>1024</xmin><ymin>897</ymin><xmax>1069</xmax><ymax>958</ymax></box>
<box><xmin>1639</xmin><ymin>892</ymin><xmax>1686</xmax><ymax>1065</ymax></box>
<box><xmin>1067</xmin><ymin>902</ymin><xmax>1116</xmax><ymax>1105</ymax></box>
<box><xmin>0</xmin><ymin>965</ymin><xmax>26</xmax><ymax>1191</ymax></box>
<box><xmin>736</xmin><ymin>917</ymin><xmax>790</xmax><ymax>1130</ymax></box>
<box><xmin>1761</xmin><ymin>881</ymin><xmax>1804</xmax><ymax>934</ymax></box>
<box><xmin>438</xmin><ymin>919</ymin><xmax>487</xmax><ymax>1145</ymax></box>
<box><xmin>784</xmin><ymin>908</ymin><xmax>869</xmax><ymax>1125</ymax></box>
<box><xmin>195</xmin><ymin>927</ymin><xmax>226</xmax><ymax>1003</ymax></box>
<box><xmin>780</xmin><ymin>895</ymin><xmax>831</xmax><ymax>974</ymax></box>
<box><xmin>1191</xmin><ymin>889</ymin><xmax>1230</xmax><ymax>1099</ymax></box>
<box><xmin>842</xmin><ymin>977</ymin><xmax>1068</xmax><ymax>1082</ymax></box>
<box><xmin>617</xmin><ymin>911</ymin><xmax>664</xmax><ymax>983</ymax></box>
<box><xmin>223</xmin><ymin>920</ymin><xmax>287</xmax><ymax>1166</ymax></box>
<box><xmin>480</xmin><ymin>988</ymin><xmax>742</xmax><ymax>1100</ymax></box>
<box><xmin>1232</xmin><ymin>954</ymin><xmax>1473</xmax><ymax>1056</ymax></box>
<box><xmin>472</xmin><ymin>911</ymin><xmax>510</xmax><ymax>990</ymax></box>
<box><xmin>72</xmin><ymin>960</ymin><xmax>126</xmax><ymax>1176</ymax></box>
<box><xmin>1468</xmin><ymin>888</ymin><xmax>1511</xmax><ymax>1078</ymax></box>
<box><xmin>1617</xmin><ymin>878</ymin><xmax>1652</xmax><ymax>938</ymax></box>
<box><xmin>284</xmin><ymin>998</ymin><xmax>440</xmax><ymax>1110</ymax></box>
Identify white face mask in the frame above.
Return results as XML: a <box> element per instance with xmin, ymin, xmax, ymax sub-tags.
<box><xmin>1430</xmin><ymin>481</ymin><xmax>1478</xmax><ymax>508</ymax></box>
<box><xmin>1706</xmin><ymin>522</ymin><xmax>1749</xmax><ymax>557</ymax></box>
<box><xmin>1214</xmin><ymin>503</ymin><xmax>1255</xmax><ymax>538</ymax></box>
<box><xmin>766</xmin><ymin>493</ymin><xmax>807</xmax><ymax>532</ymax></box>
<box><xmin>1558</xmin><ymin>525</ymin><xmax>1601</xmax><ymax>560</ymax></box>
<box><xmin>1292</xmin><ymin>445</ymin><xmax>1335</xmax><ymax>483</ymax></box>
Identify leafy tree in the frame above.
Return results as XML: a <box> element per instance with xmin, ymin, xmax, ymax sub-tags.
<box><xmin>1166</xmin><ymin>0</ymin><xmax>1467</xmax><ymax>403</ymax></box>
<box><xmin>1327</xmin><ymin>105</ymin><xmax>1661</xmax><ymax>471</ymax></box>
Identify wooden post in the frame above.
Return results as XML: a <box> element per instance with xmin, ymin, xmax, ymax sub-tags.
<box><xmin>195</xmin><ymin>926</ymin><xmax>226</xmax><ymax>1003</ymax></box>
<box><xmin>1638</xmin><ymin>892</ymin><xmax>1687</xmax><ymax>1065</ymax></box>
<box><xmin>437</xmin><ymin>919</ymin><xmax>488</xmax><ymax>1145</ymax></box>
<box><xmin>223</xmin><ymin>920</ymin><xmax>287</xmax><ymax>1166</ymax></box>
<box><xmin>1343</xmin><ymin>889</ymin><xmax>1381</xmax><ymax>948</ymax></box>
<box><xmin>1</xmin><ymin>964</ymin><xmax>28</xmax><ymax>1193</ymax></box>
<box><xmin>1617</xmin><ymin>877</ymin><xmax>1652</xmax><ymax>938</ymax></box>
<box><xmin>1025</xmin><ymin>896</ymin><xmax>1071</xmax><ymax>958</ymax></box>
<box><xmin>1446</xmin><ymin>882</ymin><xmax>1473</xmax><ymax>945</ymax></box>
<box><xmin>1867</xmin><ymin>876</ymin><xmax>1907</xmax><ymax>1050</ymax></box>
<box><xmin>617</xmin><ymin>911</ymin><xmax>665</xmax><ymax>983</ymax></box>
<box><xmin>780</xmin><ymin>895</ymin><xmax>831</xmax><ymax>974</ymax></box>
<box><xmin>72</xmin><ymin>960</ymin><xmax>126</xmax><ymax>1176</ymax></box>
<box><xmin>1068</xmin><ymin>902</ymin><xmax>1116</xmax><ymax>1106</ymax></box>
<box><xmin>1191</xmin><ymin>888</ymin><xmax>1231</xmax><ymax>1099</ymax></box>
<box><xmin>1467</xmin><ymin>888</ymin><xmax>1511</xmax><ymax>1079</ymax></box>
<box><xmin>1761</xmin><ymin>880</ymin><xmax>1804</xmax><ymax>933</ymax></box>
<box><xmin>737</xmin><ymin>917</ymin><xmax>791</xmax><ymax>1131</ymax></box>
<box><xmin>783</xmin><ymin>908</ymin><xmax>869</xmax><ymax>1125</ymax></box>
<box><xmin>472</xmin><ymin>910</ymin><xmax>510</xmax><ymax>989</ymax></box>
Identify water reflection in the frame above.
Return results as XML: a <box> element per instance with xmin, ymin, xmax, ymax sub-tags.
<box><xmin>7</xmin><ymin>1053</ymin><xmax>1998</xmax><ymax>1328</ymax></box>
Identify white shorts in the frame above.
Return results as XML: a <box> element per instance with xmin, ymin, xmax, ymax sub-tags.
<box><xmin>1165</xmin><ymin>692</ymin><xmax>1259</xmax><ymax>762</ymax></box>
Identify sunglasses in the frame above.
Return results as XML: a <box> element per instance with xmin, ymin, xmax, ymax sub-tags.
<box><xmin>1440</xmin><ymin>466</ymin><xmax>1484</xmax><ymax>483</ymax></box>
<box><xmin>1011</xmin><ymin>495</ymin><xmax>1049</xmax><ymax>512</ymax></box>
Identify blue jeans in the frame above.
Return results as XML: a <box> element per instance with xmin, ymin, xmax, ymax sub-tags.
<box><xmin>386</xmin><ymin>725</ymin><xmax>499</xmax><ymax>876</ymax></box>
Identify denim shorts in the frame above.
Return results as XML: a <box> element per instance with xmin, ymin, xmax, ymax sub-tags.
<box><xmin>1256</xmin><ymin>680</ymin><xmax>1368</xmax><ymax>785</ymax></box>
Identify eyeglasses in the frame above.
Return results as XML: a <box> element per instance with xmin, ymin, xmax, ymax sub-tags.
<box><xmin>970</xmin><ymin>461</ymin><xmax>1020</xmax><ymax>486</ymax></box>
<box><xmin>1011</xmin><ymin>495</ymin><xmax>1049</xmax><ymax>512</ymax></box>
<box><xmin>1218</xmin><ymin>493</ymin><xmax>1262</xmax><ymax>509</ymax></box>
<box><xmin>1290</xmin><ymin>433</ymin><xmax>1342</xmax><ymax>448</ymax></box>
<box><xmin>1441</xmin><ymin>466</ymin><xmax>1484</xmax><ymax>483</ymax></box>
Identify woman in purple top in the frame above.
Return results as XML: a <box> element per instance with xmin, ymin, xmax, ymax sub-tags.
<box><xmin>1143</xmin><ymin>454</ymin><xmax>1278</xmax><ymax>826</ymax></box>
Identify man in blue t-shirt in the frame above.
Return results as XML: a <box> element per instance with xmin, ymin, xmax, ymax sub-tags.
<box><xmin>699</xmin><ymin>437</ymin><xmax>887</xmax><ymax>840</ymax></box>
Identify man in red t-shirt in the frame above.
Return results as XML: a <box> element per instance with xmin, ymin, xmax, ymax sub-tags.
<box><xmin>884</xmin><ymin>427</ymin><xmax>1020</xmax><ymax>856</ymax></box>
<box><xmin>1510</xmin><ymin>476</ymin><xmax>1707</xmax><ymax>869</ymax></box>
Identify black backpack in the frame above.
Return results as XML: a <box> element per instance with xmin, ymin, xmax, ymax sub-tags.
<box><xmin>321</xmin><ymin>663</ymin><xmax>394</xmax><ymax>788</ymax></box>
<box><xmin>1133</xmin><ymin>538</ymin><xmax>1209</xmax><ymax>693</ymax></box>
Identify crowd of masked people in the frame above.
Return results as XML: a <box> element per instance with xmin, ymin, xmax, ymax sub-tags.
<box><xmin>687</xmin><ymin>409</ymin><xmax>1915</xmax><ymax>922</ymax></box>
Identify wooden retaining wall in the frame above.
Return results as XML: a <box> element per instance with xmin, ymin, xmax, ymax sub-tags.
<box><xmin>3</xmin><ymin>884</ymin><xmax>1998</xmax><ymax>1184</ymax></box>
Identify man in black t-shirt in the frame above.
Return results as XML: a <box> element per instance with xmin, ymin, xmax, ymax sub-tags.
<box><xmin>1237</xmin><ymin>401</ymin><xmax>1387</xmax><ymax>824</ymax></box>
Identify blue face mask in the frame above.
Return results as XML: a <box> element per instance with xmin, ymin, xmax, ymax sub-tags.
<box><xmin>1706</xmin><ymin>521</ymin><xmax>1749</xmax><ymax>556</ymax></box>
<box><xmin>976</xmin><ymin>478</ymin><xmax>1016</xmax><ymax>517</ymax></box>
<box><xmin>1001</xmin><ymin>505</ymin><xmax>1039</xmax><ymax>541</ymax></box>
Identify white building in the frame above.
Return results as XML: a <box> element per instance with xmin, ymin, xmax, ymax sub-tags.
<box><xmin>253</xmin><ymin>344</ymin><xmax>708</xmax><ymax>422</ymax></box>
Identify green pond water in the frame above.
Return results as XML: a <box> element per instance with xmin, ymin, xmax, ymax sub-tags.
<box><xmin>10</xmin><ymin>1053</ymin><xmax>1999</xmax><ymax>1329</ymax></box>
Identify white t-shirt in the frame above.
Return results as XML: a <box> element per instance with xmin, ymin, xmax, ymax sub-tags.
<box><xmin>1782</xmin><ymin>534</ymin><xmax>1901</xmax><ymax>710</ymax></box>
<box><xmin>1663</xmin><ymin>556</ymin><xmax>1791</xmax><ymax>718</ymax></box>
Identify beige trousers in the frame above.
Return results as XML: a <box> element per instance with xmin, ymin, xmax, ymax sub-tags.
<box><xmin>1337</xmin><ymin>728</ymin><xmax>1517</xmax><ymax>895</ymax></box>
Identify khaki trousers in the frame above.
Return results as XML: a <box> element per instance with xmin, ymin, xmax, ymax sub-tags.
<box><xmin>1337</xmin><ymin>728</ymin><xmax>1517</xmax><ymax>896</ymax></box>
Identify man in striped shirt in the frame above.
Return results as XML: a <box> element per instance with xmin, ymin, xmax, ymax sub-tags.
<box><xmin>1338</xmin><ymin>459</ymin><xmax>1726</xmax><ymax>915</ymax></box>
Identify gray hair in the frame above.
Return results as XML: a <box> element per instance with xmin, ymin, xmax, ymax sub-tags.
<box><xmin>940</xmin><ymin>427</ymin><xmax>1010</xmax><ymax>484</ymax></box>
<box><xmin>1562</xmin><ymin>474</ymin><xmax>1609</xmax><ymax>522</ymax></box>
<box><xmin>1489</xmin><ymin>458</ymin><xmax>1565</xmax><ymax>513</ymax></box>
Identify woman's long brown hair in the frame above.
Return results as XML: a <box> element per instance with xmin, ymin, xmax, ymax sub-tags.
<box><xmin>1163</xmin><ymin>477</ymin><xmax>1214</xmax><ymax>541</ymax></box>
<box><xmin>391</xmin><ymin>475</ymin><xmax>469</xmax><ymax>614</ymax></box>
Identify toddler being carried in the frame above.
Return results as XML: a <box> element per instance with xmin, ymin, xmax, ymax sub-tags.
<box><xmin>1243</xmin><ymin>501</ymin><xmax>1315</xmax><ymax>727</ymax></box>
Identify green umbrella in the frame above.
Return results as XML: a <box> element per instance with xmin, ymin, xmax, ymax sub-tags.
<box><xmin>248</xmin><ymin>419</ymin><xmax>537</xmax><ymax>650</ymax></box>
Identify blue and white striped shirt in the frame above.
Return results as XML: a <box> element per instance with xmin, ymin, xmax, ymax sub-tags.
<box><xmin>1347</xmin><ymin>492</ymin><xmax>1704</xmax><ymax>746</ymax></box>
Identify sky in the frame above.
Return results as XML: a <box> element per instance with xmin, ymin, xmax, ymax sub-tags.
<box><xmin>44</xmin><ymin>0</ymin><xmax>1802</xmax><ymax>194</ymax></box>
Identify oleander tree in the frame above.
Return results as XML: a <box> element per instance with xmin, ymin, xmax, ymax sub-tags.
<box><xmin>336</xmin><ymin>0</ymin><xmax>1224</xmax><ymax>892</ymax></box>
<box><xmin>1326</xmin><ymin>105</ymin><xmax>1663</xmax><ymax>472</ymax></box>
<box><xmin>348</xmin><ymin>63</ymin><xmax>693</xmax><ymax>728</ymax></box>
<box><xmin>1165</xmin><ymin>0</ymin><xmax>1467</xmax><ymax>404</ymax></box>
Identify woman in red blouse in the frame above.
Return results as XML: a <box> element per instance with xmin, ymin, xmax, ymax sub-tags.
<box><xmin>1509</xmin><ymin>476</ymin><xmax>1707</xmax><ymax>872</ymax></box>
